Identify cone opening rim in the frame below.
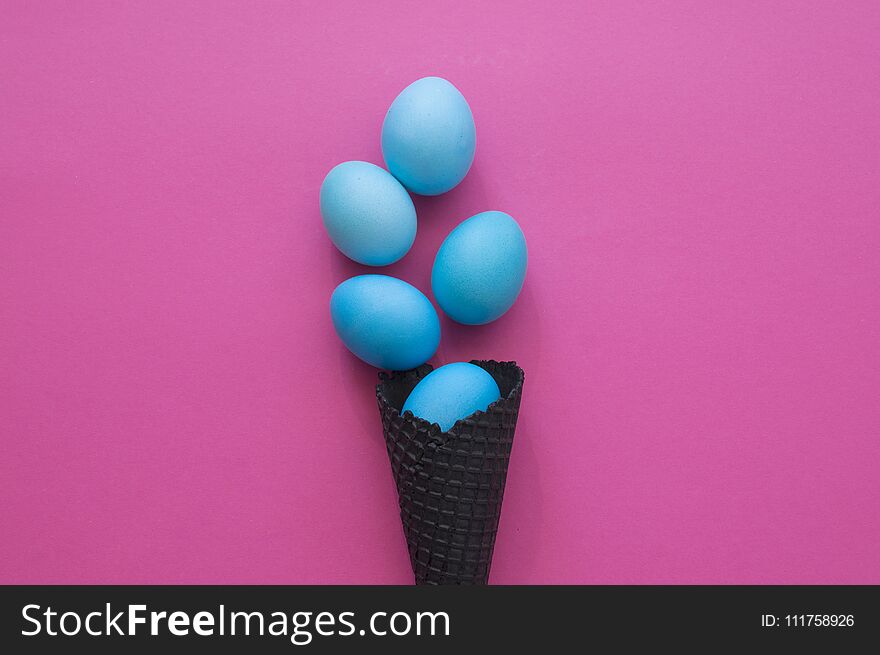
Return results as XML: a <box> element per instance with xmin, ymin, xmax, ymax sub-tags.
<box><xmin>376</xmin><ymin>360</ymin><xmax>524</xmax><ymax>437</ymax></box>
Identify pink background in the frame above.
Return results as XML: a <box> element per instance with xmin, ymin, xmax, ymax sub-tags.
<box><xmin>2</xmin><ymin>1</ymin><xmax>878</xmax><ymax>584</ymax></box>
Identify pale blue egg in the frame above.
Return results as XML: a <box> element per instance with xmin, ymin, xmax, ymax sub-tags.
<box><xmin>402</xmin><ymin>362</ymin><xmax>501</xmax><ymax>431</ymax></box>
<box><xmin>330</xmin><ymin>275</ymin><xmax>440</xmax><ymax>370</ymax></box>
<box><xmin>320</xmin><ymin>161</ymin><xmax>417</xmax><ymax>266</ymax></box>
<box><xmin>432</xmin><ymin>211</ymin><xmax>528</xmax><ymax>325</ymax></box>
<box><xmin>381</xmin><ymin>77</ymin><xmax>476</xmax><ymax>196</ymax></box>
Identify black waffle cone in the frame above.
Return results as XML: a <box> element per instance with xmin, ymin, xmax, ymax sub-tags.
<box><xmin>376</xmin><ymin>360</ymin><xmax>524</xmax><ymax>585</ymax></box>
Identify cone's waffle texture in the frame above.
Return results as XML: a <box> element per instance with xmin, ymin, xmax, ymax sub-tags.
<box><xmin>376</xmin><ymin>360</ymin><xmax>524</xmax><ymax>585</ymax></box>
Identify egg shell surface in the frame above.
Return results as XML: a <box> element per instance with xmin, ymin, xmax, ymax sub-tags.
<box><xmin>402</xmin><ymin>362</ymin><xmax>501</xmax><ymax>432</ymax></box>
<box><xmin>432</xmin><ymin>211</ymin><xmax>528</xmax><ymax>325</ymax></box>
<box><xmin>330</xmin><ymin>275</ymin><xmax>440</xmax><ymax>370</ymax></box>
<box><xmin>320</xmin><ymin>161</ymin><xmax>417</xmax><ymax>266</ymax></box>
<box><xmin>381</xmin><ymin>77</ymin><xmax>476</xmax><ymax>196</ymax></box>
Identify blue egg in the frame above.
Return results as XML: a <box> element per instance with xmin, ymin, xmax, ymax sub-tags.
<box><xmin>381</xmin><ymin>77</ymin><xmax>476</xmax><ymax>196</ymax></box>
<box><xmin>320</xmin><ymin>161</ymin><xmax>417</xmax><ymax>266</ymax></box>
<box><xmin>432</xmin><ymin>211</ymin><xmax>528</xmax><ymax>325</ymax></box>
<box><xmin>402</xmin><ymin>362</ymin><xmax>501</xmax><ymax>431</ymax></box>
<box><xmin>330</xmin><ymin>275</ymin><xmax>440</xmax><ymax>370</ymax></box>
